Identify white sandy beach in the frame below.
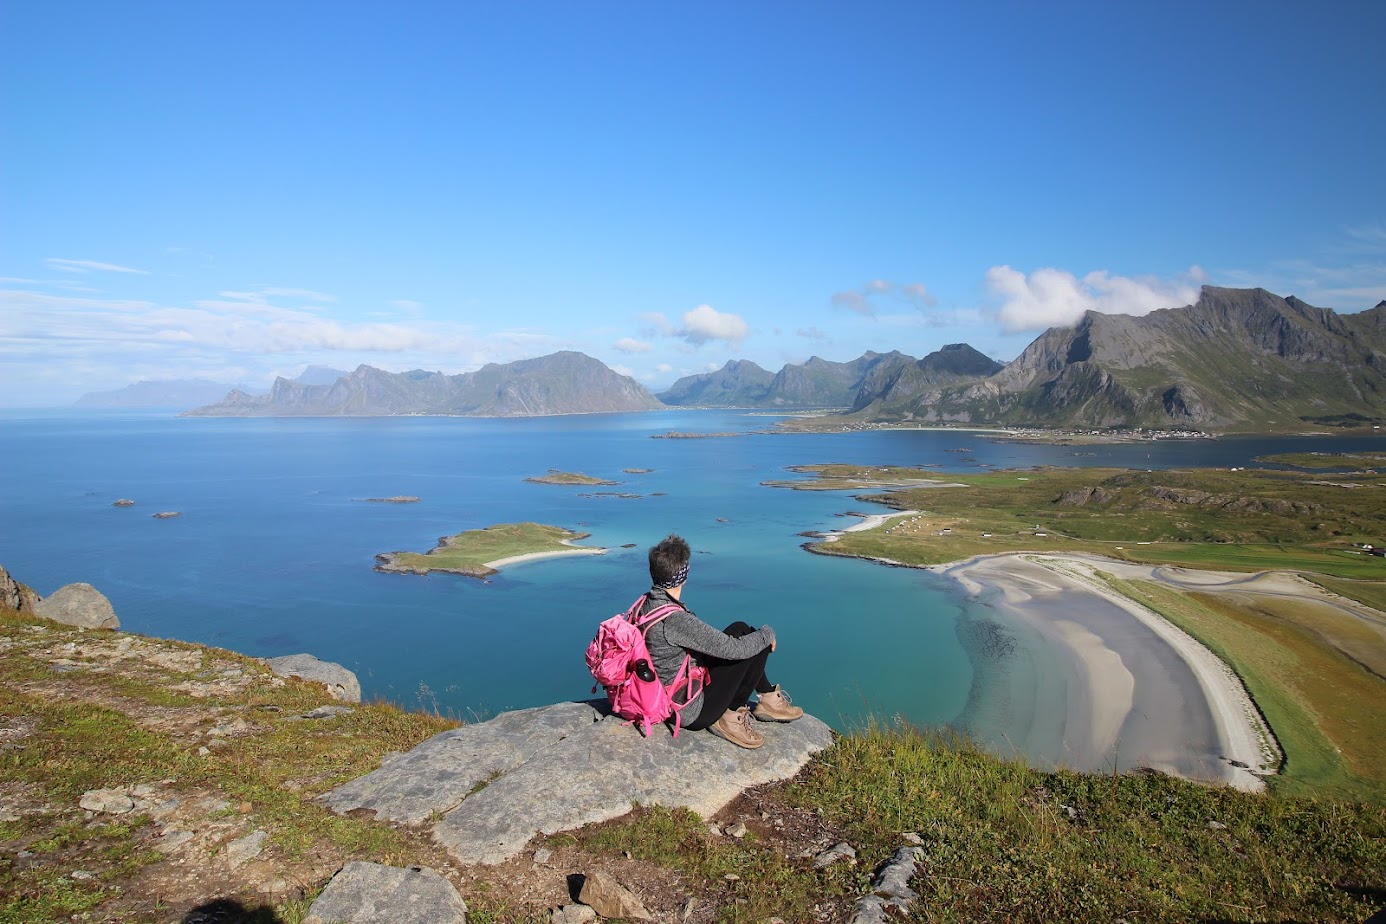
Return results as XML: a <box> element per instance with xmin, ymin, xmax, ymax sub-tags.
<box><xmin>484</xmin><ymin>546</ymin><xmax>607</xmax><ymax>569</ymax></box>
<box><xmin>931</xmin><ymin>551</ymin><xmax>1282</xmax><ymax>791</ymax></box>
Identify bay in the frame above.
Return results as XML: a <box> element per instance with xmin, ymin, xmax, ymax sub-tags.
<box><xmin>3</xmin><ymin>409</ymin><xmax>1382</xmax><ymax>756</ymax></box>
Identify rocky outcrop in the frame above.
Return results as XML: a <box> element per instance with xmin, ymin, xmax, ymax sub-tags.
<box><xmin>266</xmin><ymin>653</ymin><xmax>361</xmax><ymax>703</ymax></box>
<box><xmin>304</xmin><ymin>862</ymin><xmax>468</xmax><ymax>924</ymax></box>
<box><xmin>324</xmin><ymin>700</ymin><xmax>834</xmax><ymax>866</ymax></box>
<box><xmin>0</xmin><ymin>565</ymin><xmax>41</xmax><ymax>614</ymax></box>
<box><xmin>33</xmin><ymin>583</ymin><xmax>119</xmax><ymax>629</ymax></box>
<box><xmin>660</xmin><ymin>351</ymin><xmax>920</xmax><ymax>408</ymax></box>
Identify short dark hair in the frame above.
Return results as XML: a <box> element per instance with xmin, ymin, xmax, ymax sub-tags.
<box><xmin>649</xmin><ymin>534</ymin><xmax>690</xmax><ymax>585</ymax></box>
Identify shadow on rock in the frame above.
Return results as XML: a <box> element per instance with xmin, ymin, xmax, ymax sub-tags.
<box><xmin>182</xmin><ymin>898</ymin><xmax>285</xmax><ymax>924</ymax></box>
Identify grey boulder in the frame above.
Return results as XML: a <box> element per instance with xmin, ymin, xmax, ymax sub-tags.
<box><xmin>266</xmin><ymin>653</ymin><xmax>361</xmax><ymax>703</ymax></box>
<box><xmin>325</xmin><ymin>700</ymin><xmax>834</xmax><ymax>866</ymax></box>
<box><xmin>304</xmin><ymin>862</ymin><xmax>467</xmax><ymax>924</ymax></box>
<box><xmin>34</xmin><ymin>583</ymin><xmax>119</xmax><ymax>629</ymax></box>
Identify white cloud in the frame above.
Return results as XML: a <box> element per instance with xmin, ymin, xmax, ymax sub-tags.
<box><xmin>260</xmin><ymin>287</ymin><xmax>336</xmax><ymax>302</ymax></box>
<box><xmin>45</xmin><ymin>258</ymin><xmax>149</xmax><ymax>275</ymax></box>
<box><xmin>831</xmin><ymin>280</ymin><xmax>937</xmax><ymax>317</ymax></box>
<box><xmin>987</xmin><ymin>265</ymin><xmax>1204</xmax><ymax>332</ymax></box>
<box><xmin>610</xmin><ymin>363</ymin><xmax>636</xmax><ymax>378</ymax></box>
<box><xmin>796</xmin><ymin>326</ymin><xmax>827</xmax><ymax>340</ymax></box>
<box><xmin>679</xmin><ymin>304</ymin><xmax>748</xmax><ymax>347</ymax></box>
<box><xmin>656</xmin><ymin>363</ymin><xmax>672</xmax><ymax>374</ymax></box>
<box><xmin>613</xmin><ymin>337</ymin><xmax>653</xmax><ymax>353</ymax></box>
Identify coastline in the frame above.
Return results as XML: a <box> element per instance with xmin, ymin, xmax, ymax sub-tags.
<box><xmin>812</xmin><ymin>538</ymin><xmax>1282</xmax><ymax>789</ymax></box>
<box><xmin>931</xmin><ymin>552</ymin><xmax>1277</xmax><ymax>790</ymax></box>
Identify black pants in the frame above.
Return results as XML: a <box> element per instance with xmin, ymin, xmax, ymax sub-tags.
<box><xmin>683</xmin><ymin>621</ymin><xmax>776</xmax><ymax>731</ymax></box>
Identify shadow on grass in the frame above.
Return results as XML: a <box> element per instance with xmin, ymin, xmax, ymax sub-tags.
<box><xmin>182</xmin><ymin>898</ymin><xmax>285</xmax><ymax>923</ymax></box>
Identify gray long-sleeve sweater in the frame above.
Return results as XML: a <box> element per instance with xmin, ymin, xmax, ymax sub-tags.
<box><xmin>639</xmin><ymin>587</ymin><xmax>775</xmax><ymax>727</ymax></box>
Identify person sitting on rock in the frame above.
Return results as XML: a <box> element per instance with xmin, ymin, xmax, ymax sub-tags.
<box><xmin>640</xmin><ymin>534</ymin><xmax>802</xmax><ymax>749</ymax></box>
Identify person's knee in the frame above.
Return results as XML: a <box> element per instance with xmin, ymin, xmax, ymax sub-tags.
<box><xmin>723</xmin><ymin>621</ymin><xmax>756</xmax><ymax>637</ymax></box>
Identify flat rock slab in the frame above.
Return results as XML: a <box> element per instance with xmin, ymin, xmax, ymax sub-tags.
<box><xmin>325</xmin><ymin>701</ymin><xmax>833</xmax><ymax>866</ymax></box>
<box><xmin>304</xmin><ymin>862</ymin><xmax>468</xmax><ymax>924</ymax></box>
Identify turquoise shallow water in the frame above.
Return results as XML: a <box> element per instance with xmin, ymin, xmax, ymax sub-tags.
<box><xmin>3</xmin><ymin>410</ymin><xmax>1383</xmax><ymax>756</ymax></box>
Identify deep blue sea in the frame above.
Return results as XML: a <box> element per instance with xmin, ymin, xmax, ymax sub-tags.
<box><xmin>4</xmin><ymin>409</ymin><xmax>1382</xmax><ymax>761</ymax></box>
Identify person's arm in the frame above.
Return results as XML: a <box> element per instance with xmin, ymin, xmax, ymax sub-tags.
<box><xmin>662</xmin><ymin>611</ymin><xmax>775</xmax><ymax>660</ymax></box>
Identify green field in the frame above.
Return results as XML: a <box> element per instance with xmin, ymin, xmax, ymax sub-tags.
<box><xmin>797</xmin><ymin>465</ymin><xmax>1386</xmax><ymax>579</ymax></box>
<box><xmin>375</xmin><ymin>522</ymin><xmax>596</xmax><ymax>577</ymax></box>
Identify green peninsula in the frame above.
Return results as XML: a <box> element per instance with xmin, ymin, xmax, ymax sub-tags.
<box><xmin>375</xmin><ymin>522</ymin><xmax>603</xmax><ymax>578</ymax></box>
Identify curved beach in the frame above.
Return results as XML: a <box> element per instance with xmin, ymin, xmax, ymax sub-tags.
<box><xmin>931</xmin><ymin>552</ymin><xmax>1279</xmax><ymax>791</ymax></box>
<box><xmin>484</xmin><ymin>547</ymin><xmax>607</xmax><ymax>569</ymax></box>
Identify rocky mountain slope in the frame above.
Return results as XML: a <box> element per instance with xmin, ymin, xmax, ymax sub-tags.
<box><xmin>856</xmin><ymin>287</ymin><xmax>1386</xmax><ymax>430</ymax></box>
<box><xmin>660</xmin><ymin>351</ymin><xmax>919</xmax><ymax>408</ymax></box>
<box><xmin>184</xmin><ymin>351</ymin><xmax>663</xmax><ymax>418</ymax></box>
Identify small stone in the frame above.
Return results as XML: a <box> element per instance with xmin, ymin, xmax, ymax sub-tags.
<box><xmin>302</xmin><ymin>705</ymin><xmax>354</xmax><ymax>720</ymax></box>
<box><xmin>902</xmin><ymin>831</ymin><xmax>924</xmax><ymax>845</ymax></box>
<box><xmin>813</xmin><ymin>842</ymin><xmax>856</xmax><ymax>869</ymax></box>
<box><xmin>260</xmin><ymin>878</ymin><xmax>290</xmax><ymax>894</ymax></box>
<box><xmin>1062</xmin><ymin>804</ymin><xmax>1079</xmax><ymax>821</ymax></box>
<box><xmin>551</xmin><ymin>905</ymin><xmax>597</xmax><ymax>924</ymax></box>
<box><xmin>724</xmin><ymin>873</ymin><xmax>740</xmax><ymax>881</ymax></box>
<box><xmin>70</xmin><ymin>870</ymin><xmax>95</xmax><ymax>880</ymax></box>
<box><xmin>623</xmin><ymin>850</ymin><xmax>632</xmax><ymax>860</ymax></box>
<box><xmin>532</xmin><ymin>847</ymin><xmax>552</xmax><ymax>865</ymax></box>
<box><xmin>79</xmin><ymin>788</ymin><xmax>134</xmax><ymax>814</ymax></box>
<box><xmin>239</xmin><ymin>801</ymin><xmax>252</xmax><ymax>814</ymax></box>
<box><xmin>197</xmin><ymin>746</ymin><xmax>211</xmax><ymax>756</ymax></box>
<box><xmin>707</xmin><ymin>822</ymin><xmax>722</xmax><ymax>836</ymax></box>
<box><xmin>759</xmin><ymin>811</ymin><xmax>769</xmax><ymax>821</ymax></box>
<box><xmin>224</xmin><ymin>829</ymin><xmax>269</xmax><ymax>868</ymax></box>
<box><xmin>305</xmin><ymin>862</ymin><xmax>467</xmax><ymax>924</ymax></box>
<box><xmin>1207</xmin><ymin>820</ymin><xmax>1228</xmax><ymax>830</ymax></box>
<box><xmin>681</xmin><ymin>897</ymin><xmax>697</xmax><ymax>921</ymax></box>
<box><xmin>726</xmin><ymin>821</ymin><xmax>748</xmax><ymax>838</ymax></box>
<box><xmin>578</xmin><ymin>869</ymin><xmax>654</xmax><ymax>921</ymax></box>
<box><xmin>130</xmin><ymin>784</ymin><xmax>157</xmax><ymax>798</ymax></box>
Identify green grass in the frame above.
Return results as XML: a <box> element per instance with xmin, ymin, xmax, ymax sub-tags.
<box><xmin>0</xmin><ymin>606</ymin><xmax>460</xmax><ymax>923</ymax></box>
<box><xmin>1255</xmin><ymin>451</ymin><xmax>1386</xmax><ymax>469</ymax></box>
<box><xmin>377</xmin><ymin>521</ymin><xmax>597</xmax><ymax>576</ymax></box>
<box><xmin>792</xmin><ymin>722</ymin><xmax>1386</xmax><ymax>924</ymax></box>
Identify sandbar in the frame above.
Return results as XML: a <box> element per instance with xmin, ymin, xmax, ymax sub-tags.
<box><xmin>818</xmin><ymin>510</ymin><xmax>921</xmax><ymax>542</ymax></box>
<box><xmin>932</xmin><ymin>551</ymin><xmax>1279</xmax><ymax>790</ymax></box>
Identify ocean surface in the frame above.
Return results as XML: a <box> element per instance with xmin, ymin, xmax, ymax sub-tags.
<box><xmin>4</xmin><ymin>409</ymin><xmax>1383</xmax><ymax>766</ymax></box>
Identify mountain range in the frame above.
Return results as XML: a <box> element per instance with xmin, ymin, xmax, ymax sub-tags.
<box><xmin>121</xmin><ymin>286</ymin><xmax>1386</xmax><ymax>430</ymax></box>
<box><xmin>184</xmin><ymin>352</ymin><xmax>660</xmax><ymax>418</ymax></box>
<box><xmin>853</xmin><ymin>286</ymin><xmax>1386</xmax><ymax>431</ymax></box>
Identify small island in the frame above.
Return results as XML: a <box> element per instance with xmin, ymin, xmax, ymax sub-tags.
<box><xmin>152</xmin><ymin>511</ymin><xmax>182</xmax><ymax>519</ymax></box>
<box><xmin>375</xmin><ymin>522</ymin><xmax>605</xmax><ymax>579</ymax></box>
<box><xmin>761</xmin><ymin>463</ymin><xmax>963</xmax><ymax>491</ymax></box>
<box><xmin>525</xmin><ymin>470</ymin><xmax>618</xmax><ymax>486</ymax></box>
<box><xmin>113</xmin><ymin>498</ymin><xmax>135</xmax><ymax>507</ymax></box>
<box><xmin>623</xmin><ymin>467</ymin><xmax>654</xmax><ymax>473</ymax></box>
<box><xmin>361</xmin><ymin>496</ymin><xmax>422</xmax><ymax>503</ymax></box>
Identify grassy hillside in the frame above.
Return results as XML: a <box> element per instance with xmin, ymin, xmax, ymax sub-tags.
<box><xmin>2</xmin><ymin>606</ymin><xmax>1383</xmax><ymax>923</ymax></box>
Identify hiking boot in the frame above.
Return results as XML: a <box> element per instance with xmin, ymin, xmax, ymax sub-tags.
<box><xmin>709</xmin><ymin>706</ymin><xmax>764</xmax><ymax>749</ymax></box>
<box><xmin>753</xmin><ymin>685</ymin><xmax>803</xmax><ymax>723</ymax></box>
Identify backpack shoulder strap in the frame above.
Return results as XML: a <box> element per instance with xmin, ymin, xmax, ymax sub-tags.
<box><xmin>634</xmin><ymin>603</ymin><xmax>682</xmax><ymax>632</ymax></box>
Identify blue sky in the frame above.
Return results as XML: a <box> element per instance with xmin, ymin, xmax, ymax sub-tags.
<box><xmin>3</xmin><ymin>1</ymin><xmax>1384</xmax><ymax>405</ymax></box>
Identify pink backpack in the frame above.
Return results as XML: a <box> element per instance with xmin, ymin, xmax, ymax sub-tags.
<box><xmin>586</xmin><ymin>595</ymin><xmax>707</xmax><ymax>738</ymax></box>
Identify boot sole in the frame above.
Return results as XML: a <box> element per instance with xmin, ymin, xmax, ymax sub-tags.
<box><xmin>751</xmin><ymin>708</ymin><xmax>803</xmax><ymax>723</ymax></box>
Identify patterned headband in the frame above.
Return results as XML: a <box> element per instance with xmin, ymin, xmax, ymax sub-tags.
<box><xmin>654</xmin><ymin>562</ymin><xmax>689</xmax><ymax>589</ymax></box>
